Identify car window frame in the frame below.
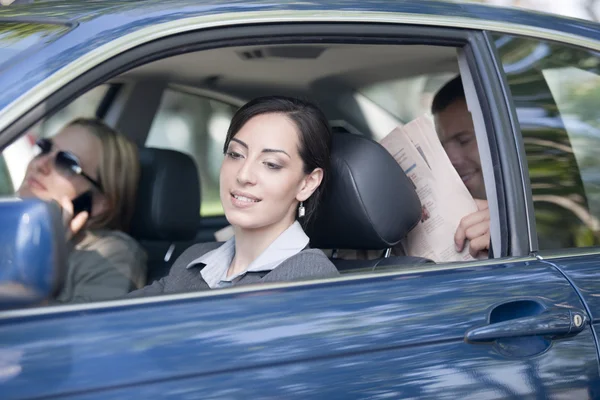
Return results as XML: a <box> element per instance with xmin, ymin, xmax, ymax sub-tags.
<box><xmin>0</xmin><ymin>20</ymin><xmax>532</xmax><ymax>314</ymax></box>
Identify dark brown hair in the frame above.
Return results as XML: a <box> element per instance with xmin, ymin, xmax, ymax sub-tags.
<box><xmin>431</xmin><ymin>75</ymin><xmax>466</xmax><ymax>115</ymax></box>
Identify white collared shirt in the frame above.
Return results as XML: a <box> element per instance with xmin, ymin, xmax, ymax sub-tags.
<box><xmin>187</xmin><ymin>221</ymin><xmax>309</xmax><ymax>289</ymax></box>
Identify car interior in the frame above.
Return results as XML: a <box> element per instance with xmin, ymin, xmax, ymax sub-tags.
<box><xmin>1</xmin><ymin>40</ymin><xmax>488</xmax><ymax>289</ymax></box>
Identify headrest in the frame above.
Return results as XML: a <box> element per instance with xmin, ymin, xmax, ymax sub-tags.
<box><xmin>130</xmin><ymin>148</ymin><xmax>200</xmax><ymax>241</ymax></box>
<box><xmin>306</xmin><ymin>133</ymin><xmax>421</xmax><ymax>250</ymax></box>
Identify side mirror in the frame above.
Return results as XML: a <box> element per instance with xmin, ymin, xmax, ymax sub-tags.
<box><xmin>0</xmin><ymin>197</ymin><xmax>66</xmax><ymax>310</ymax></box>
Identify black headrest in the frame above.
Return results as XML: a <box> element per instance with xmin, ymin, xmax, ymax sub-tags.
<box><xmin>130</xmin><ymin>148</ymin><xmax>200</xmax><ymax>241</ymax></box>
<box><xmin>307</xmin><ymin>133</ymin><xmax>421</xmax><ymax>250</ymax></box>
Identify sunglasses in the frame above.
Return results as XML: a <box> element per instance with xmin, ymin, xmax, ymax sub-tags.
<box><xmin>35</xmin><ymin>138</ymin><xmax>103</xmax><ymax>192</ymax></box>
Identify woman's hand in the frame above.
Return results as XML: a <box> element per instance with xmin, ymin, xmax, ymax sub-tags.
<box><xmin>59</xmin><ymin>196</ymin><xmax>89</xmax><ymax>241</ymax></box>
<box><xmin>454</xmin><ymin>199</ymin><xmax>490</xmax><ymax>259</ymax></box>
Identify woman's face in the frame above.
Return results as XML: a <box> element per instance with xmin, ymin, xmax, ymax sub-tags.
<box><xmin>18</xmin><ymin>125</ymin><xmax>106</xmax><ymax>215</ymax></box>
<box><xmin>220</xmin><ymin>113</ymin><xmax>322</xmax><ymax>232</ymax></box>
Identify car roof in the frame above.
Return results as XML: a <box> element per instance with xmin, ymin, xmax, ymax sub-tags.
<box><xmin>1</xmin><ymin>0</ymin><xmax>598</xmax><ymax>37</ymax></box>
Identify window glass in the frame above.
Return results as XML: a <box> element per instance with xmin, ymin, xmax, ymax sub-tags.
<box><xmin>494</xmin><ymin>34</ymin><xmax>600</xmax><ymax>250</ymax></box>
<box><xmin>146</xmin><ymin>89</ymin><xmax>238</xmax><ymax>216</ymax></box>
<box><xmin>360</xmin><ymin>72</ymin><xmax>457</xmax><ymax>124</ymax></box>
<box><xmin>0</xmin><ymin>85</ymin><xmax>109</xmax><ymax>194</ymax></box>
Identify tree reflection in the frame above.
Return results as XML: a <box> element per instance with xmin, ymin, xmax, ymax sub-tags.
<box><xmin>495</xmin><ymin>34</ymin><xmax>600</xmax><ymax>249</ymax></box>
<box><xmin>0</xmin><ymin>22</ymin><xmax>66</xmax><ymax>43</ymax></box>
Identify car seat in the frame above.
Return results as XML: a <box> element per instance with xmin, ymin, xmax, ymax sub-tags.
<box><xmin>306</xmin><ymin>133</ymin><xmax>432</xmax><ymax>271</ymax></box>
<box><xmin>130</xmin><ymin>148</ymin><xmax>201</xmax><ymax>284</ymax></box>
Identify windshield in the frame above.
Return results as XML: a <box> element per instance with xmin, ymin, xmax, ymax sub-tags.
<box><xmin>0</xmin><ymin>22</ymin><xmax>70</xmax><ymax>72</ymax></box>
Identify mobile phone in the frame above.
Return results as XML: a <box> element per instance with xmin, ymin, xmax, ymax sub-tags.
<box><xmin>72</xmin><ymin>191</ymin><xmax>93</xmax><ymax>216</ymax></box>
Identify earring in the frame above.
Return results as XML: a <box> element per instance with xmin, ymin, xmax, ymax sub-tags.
<box><xmin>298</xmin><ymin>201</ymin><xmax>306</xmax><ymax>218</ymax></box>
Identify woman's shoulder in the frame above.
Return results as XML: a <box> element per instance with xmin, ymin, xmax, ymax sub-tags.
<box><xmin>76</xmin><ymin>230</ymin><xmax>145</xmax><ymax>271</ymax></box>
<box><xmin>77</xmin><ymin>229</ymin><xmax>141</xmax><ymax>253</ymax></box>
<box><xmin>265</xmin><ymin>248</ymin><xmax>339</xmax><ymax>282</ymax></box>
<box><xmin>69</xmin><ymin>229</ymin><xmax>148</xmax><ymax>290</ymax></box>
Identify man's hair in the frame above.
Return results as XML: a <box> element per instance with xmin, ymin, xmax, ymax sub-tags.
<box><xmin>67</xmin><ymin>118</ymin><xmax>140</xmax><ymax>233</ymax></box>
<box><xmin>431</xmin><ymin>75</ymin><xmax>466</xmax><ymax>115</ymax></box>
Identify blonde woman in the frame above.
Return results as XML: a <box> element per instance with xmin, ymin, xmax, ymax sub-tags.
<box><xmin>18</xmin><ymin>118</ymin><xmax>147</xmax><ymax>304</ymax></box>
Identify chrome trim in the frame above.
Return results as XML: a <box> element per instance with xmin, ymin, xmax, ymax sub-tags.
<box><xmin>0</xmin><ymin>255</ymin><xmax>537</xmax><ymax>320</ymax></box>
<box><xmin>536</xmin><ymin>248</ymin><xmax>600</xmax><ymax>261</ymax></box>
<box><xmin>1</xmin><ymin>10</ymin><xmax>600</xmax><ymax>134</ymax></box>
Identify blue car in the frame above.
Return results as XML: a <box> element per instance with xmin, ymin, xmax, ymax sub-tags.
<box><xmin>2</xmin><ymin>1</ymin><xmax>600</xmax><ymax>398</ymax></box>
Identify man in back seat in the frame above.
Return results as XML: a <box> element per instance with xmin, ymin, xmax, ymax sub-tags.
<box><xmin>431</xmin><ymin>76</ymin><xmax>490</xmax><ymax>259</ymax></box>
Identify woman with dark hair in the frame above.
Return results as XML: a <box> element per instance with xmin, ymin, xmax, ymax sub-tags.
<box><xmin>130</xmin><ymin>96</ymin><xmax>338</xmax><ymax>296</ymax></box>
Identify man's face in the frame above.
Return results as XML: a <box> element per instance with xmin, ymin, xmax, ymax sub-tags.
<box><xmin>434</xmin><ymin>97</ymin><xmax>486</xmax><ymax>199</ymax></box>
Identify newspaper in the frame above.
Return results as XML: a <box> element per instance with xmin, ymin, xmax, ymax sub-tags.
<box><xmin>379</xmin><ymin>115</ymin><xmax>477</xmax><ymax>262</ymax></box>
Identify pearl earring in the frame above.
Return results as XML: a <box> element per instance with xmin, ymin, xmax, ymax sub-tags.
<box><xmin>298</xmin><ymin>202</ymin><xmax>305</xmax><ymax>218</ymax></box>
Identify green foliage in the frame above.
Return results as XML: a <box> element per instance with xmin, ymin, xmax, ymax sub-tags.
<box><xmin>563</xmin><ymin>78</ymin><xmax>600</xmax><ymax>127</ymax></box>
<box><xmin>495</xmin><ymin>34</ymin><xmax>600</xmax><ymax>249</ymax></box>
<box><xmin>0</xmin><ymin>156</ymin><xmax>13</xmax><ymax>196</ymax></box>
<box><xmin>0</xmin><ymin>22</ymin><xmax>66</xmax><ymax>44</ymax></box>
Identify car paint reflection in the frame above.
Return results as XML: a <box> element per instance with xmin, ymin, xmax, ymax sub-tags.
<box><xmin>1</xmin><ymin>260</ymin><xmax>598</xmax><ymax>398</ymax></box>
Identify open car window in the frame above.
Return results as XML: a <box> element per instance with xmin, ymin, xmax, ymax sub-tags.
<box><xmin>0</xmin><ymin>28</ymin><xmax>503</xmax><ymax>308</ymax></box>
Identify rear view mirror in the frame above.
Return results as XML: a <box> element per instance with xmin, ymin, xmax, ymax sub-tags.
<box><xmin>0</xmin><ymin>198</ymin><xmax>66</xmax><ymax>310</ymax></box>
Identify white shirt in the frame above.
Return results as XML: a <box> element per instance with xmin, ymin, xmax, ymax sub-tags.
<box><xmin>187</xmin><ymin>221</ymin><xmax>309</xmax><ymax>289</ymax></box>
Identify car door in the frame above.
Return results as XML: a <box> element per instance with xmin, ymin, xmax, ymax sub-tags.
<box><xmin>492</xmin><ymin>31</ymin><xmax>600</xmax><ymax>366</ymax></box>
<box><xmin>1</xmin><ymin>257</ymin><xmax>598</xmax><ymax>399</ymax></box>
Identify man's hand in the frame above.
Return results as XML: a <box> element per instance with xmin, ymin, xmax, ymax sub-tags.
<box><xmin>59</xmin><ymin>196</ymin><xmax>89</xmax><ymax>241</ymax></box>
<box><xmin>454</xmin><ymin>199</ymin><xmax>490</xmax><ymax>259</ymax></box>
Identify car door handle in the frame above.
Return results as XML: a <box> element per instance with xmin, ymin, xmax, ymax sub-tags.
<box><xmin>465</xmin><ymin>309</ymin><xmax>587</xmax><ymax>343</ymax></box>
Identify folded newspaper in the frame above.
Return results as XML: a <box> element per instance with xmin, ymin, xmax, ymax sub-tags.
<box><xmin>379</xmin><ymin>115</ymin><xmax>477</xmax><ymax>262</ymax></box>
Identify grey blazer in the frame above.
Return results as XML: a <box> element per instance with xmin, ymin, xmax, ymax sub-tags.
<box><xmin>129</xmin><ymin>242</ymin><xmax>339</xmax><ymax>297</ymax></box>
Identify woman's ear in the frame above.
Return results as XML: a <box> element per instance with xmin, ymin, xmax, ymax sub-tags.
<box><xmin>297</xmin><ymin>168</ymin><xmax>324</xmax><ymax>202</ymax></box>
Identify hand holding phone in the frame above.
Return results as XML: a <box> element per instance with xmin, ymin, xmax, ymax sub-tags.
<box><xmin>58</xmin><ymin>191</ymin><xmax>92</xmax><ymax>241</ymax></box>
<box><xmin>72</xmin><ymin>191</ymin><xmax>93</xmax><ymax>216</ymax></box>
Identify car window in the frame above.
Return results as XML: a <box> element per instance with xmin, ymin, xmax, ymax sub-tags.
<box><xmin>0</xmin><ymin>85</ymin><xmax>109</xmax><ymax>194</ymax></box>
<box><xmin>146</xmin><ymin>89</ymin><xmax>238</xmax><ymax>216</ymax></box>
<box><xmin>494</xmin><ymin>34</ymin><xmax>600</xmax><ymax>250</ymax></box>
<box><xmin>360</xmin><ymin>72</ymin><xmax>457</xmax><ymax>124</ymax></box>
